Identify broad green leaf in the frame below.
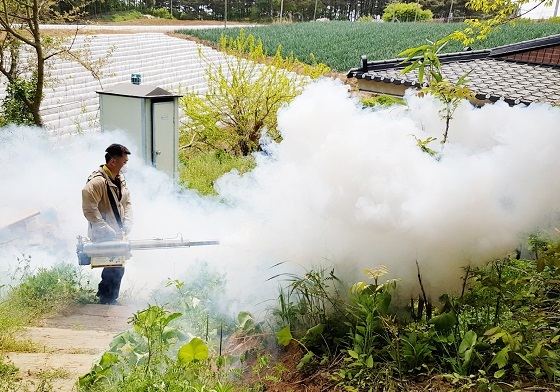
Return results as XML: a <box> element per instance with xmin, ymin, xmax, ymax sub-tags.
<box><xmin>350</xmin><ymin>281</ymin><xmax>368</xmax><ymax>294</ymax></box>
<box><xmin>296</xmin><ymin>351</ymin><xmax>315</xmax><ymax>370</ymax></box>
<box><xmin>430</xmin><ymin>312</ymin><xmax>458</xmax><ymax>333</ymax></box>
<box><xmin>277</xmin><ymin>325</ymin><xmax>292</xmax><ymax>347</ymax></box>
<box><xmin>484</xmin><ymin>326</ymin><xmax>501</xmax><ymax>336</ymax></box>
<box><xmin>348</xmin><ymin>350</ymin><xmax>359</xmax><ymax>359</ymax></box>
<box><xmin>163</xmin><ymin>312</ymin><xmax>182</xmax><ymax>326</ymax></box>
<box><xmin>401</xmin><ymin>62</ymin><xmax>419</xmax><ymax>75</ymax></box>
<box><xmin>490</xmin><ymin>347</ymin><xmax>510</xmax><ymax>369</ymax></box>
<box><xmin>515</xmin><ymin>352</ymin><xmax>533</xmax><ymax>367</ymax></box>
<box><xmin>178</xmin><ymin>337</ymin><xmax>209</xmax><ymax>364</ymax></box>
<box><xmin>430</xmin><ymin>70</ymin><xmax>443</xmax><ymax>83</ymax></box>
<box><xmin>98</xmin><ymin>352</ymin><xmax>119</xmax><ymax>368</ymax></box>
<box><xmin>494</xmin><ymin>369</ymin><xmax>506</xmax><ymax>378</ymax></box>
<box><xmin>237</xmin><ymin>311</ymin><xmax>254</xmax><ymax>331</ymax></box>
<box><xmin>301</xmin><ymin>323</ymin><xmax>325</xmax><ymax>345</ymax></box>
<box><xmin>459</xmin><ymin>330</ymin><xmax>477</xmax><ymax>354</ymax></box>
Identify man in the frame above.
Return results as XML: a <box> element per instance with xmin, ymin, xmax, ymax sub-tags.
<box><xmin>82</xmin><ymin>144</ymin><xmax>133</xmax><ymax>305</ymax></box>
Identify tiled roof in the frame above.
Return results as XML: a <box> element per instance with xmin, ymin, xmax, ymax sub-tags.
<box><xmin>347</xmin><ymin>34</ymin><xmax>560</xmax><ymax>106</ymax></box>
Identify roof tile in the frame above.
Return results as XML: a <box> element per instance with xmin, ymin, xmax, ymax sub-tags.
<box><xmin>348</xmin><ymin>35</ymin><xmax>560</xmax><ymax>106</ymax></box>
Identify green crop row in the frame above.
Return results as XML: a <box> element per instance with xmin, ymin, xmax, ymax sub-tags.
<box><xmin>177</xmin><ymin>20</ymin><xmax>560</xmax><ymax>72</ymax></box>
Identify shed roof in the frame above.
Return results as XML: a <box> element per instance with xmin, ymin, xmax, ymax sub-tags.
<box><xmin>347</xmin><ymin>34</ymin><xmax>560</xmax><ymax>106</ymax></box>
<box><xmin>97</xmin><ymin>83</ymin><xmax>182</xmax><ymax>98</ymax></box>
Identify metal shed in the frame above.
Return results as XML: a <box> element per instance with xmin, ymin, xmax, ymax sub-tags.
<box><xmin>97</xmin><ymin>83</ymin><xmax>182</xmax><ymax>179</ymax></box>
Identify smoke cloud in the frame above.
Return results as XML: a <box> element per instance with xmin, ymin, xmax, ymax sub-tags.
<box><xmin>1</xmin><ymin>78</ymin><xmax>560</xmax><ymax>312</ymax></box>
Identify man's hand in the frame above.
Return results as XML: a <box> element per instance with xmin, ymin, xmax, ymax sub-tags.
<box><xmin>93</xmin><ymin>224</ymin><xmax>117</xmax><ymax>241</ymax></box>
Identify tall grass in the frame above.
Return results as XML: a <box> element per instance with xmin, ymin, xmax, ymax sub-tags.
<box><xmin>178</xmin><ymin>21</ymin><xmax>560</xmax><ymax>72</ymax></box>
<box><xmin>0</xmin><ymin>259</ymin><xmax>97</xmax><ymax>352</ymax></box>
<box><xmin>179</xmin><ymin>150</ymin><xmax>255</xmax><ymax>195</ymax></box>
<box><xmin>102</xmin><ymin>10</ymin><xmax>143</xmax><ymax>22</ymax></box>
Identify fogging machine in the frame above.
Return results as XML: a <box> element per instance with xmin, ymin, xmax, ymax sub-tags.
<box><xmin>76</xmin><ymin>235</ymin><xmax>219</xmax><ymax>268</ymax></box>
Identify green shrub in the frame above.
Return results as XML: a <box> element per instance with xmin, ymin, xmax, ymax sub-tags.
<box><xmin>361</xmin><ymin>94</ymin><xmax>406</xmax><ymax>108</ymax></box>
<box><xmin>382</xmin><ymin>2</ymin><xmax>433</xmax><ymax>22</ymax></box>
<box><xmin>8</xmin><ymin>262</ymin><xmax>96</xmax><ymax>314</ymax></box>
<box><xmin>0</xmin><ymin>75</ymin><xmax>37</xmax><ymax>127</ymax></box>
<box><xmin>0</xmin><ymin>260</ymin><xmax>96</xmax><ymax>352</ymax></box>
<box><xmin>78</xmin><ymin>304</ymin><xmax>237</xmax><ymax>392</ymax></box>
<box><xmin>179</xmin><ymin>30</ymin><xmax>329</xmax><ymax>159</ymax></box>
<box><xmin>151</xmin><ymin>7</ymin><xmax>173</xmax><ymax>19</ymax></box>
<box><xmin>179</xmin><ymin>150</ymin><xmax>255</xmax><ymax>195</ymax></box>
<box><xmin>103</xmin><ymin>10</ymin><xmax>142</xmax><ymax>22</ymax></box>
<box><xmin>5</xmin><ymin>260</ymin><xmax>94</xmax><ymax>315</ymax></box>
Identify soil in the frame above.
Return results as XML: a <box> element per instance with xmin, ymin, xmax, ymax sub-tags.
<box><xmin>5</xmin><ymin>304</ymin><xmax>141</xmax><ymax>392</ymax></box>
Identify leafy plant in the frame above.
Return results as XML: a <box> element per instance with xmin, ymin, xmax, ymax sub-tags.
<box><xmin>271</xmin><ymin>266</ymin><xmax>346</xmax><ymax>338</ymax></box>
<box><xmin>0</xmin><ymin>74</ymin><xmax>38</xmax><ymax>126</ymax></box>
<box><xmin>361</xmin><ymin>94</ymin><xmax>406</xmax><ymax>109</ymax></box>
<box><xmin>382</xmin><ymin>2</ymin><xmax>433</xmax><ymax>22</ymax></box>
<box><xmin>180</xmin><ymin>29</ymin><xmax>329</xmax><ymax>157</ymax></box>
<box><xmin>78</xmin><ymin>304</ymin><xmax>240</xmax><ymax>392</ymax></box>
<box><xmin>179</xmin><ymin>149</ymin><xmax>255</xmax><ymax>195</ymax></box>
<box><xmin>0</xmin><ymin>258</ymin><xmax>96</xmax><ymax>352</ymax></box>
<box><xmin>398</xmin><ymin>36</ymin><xmax>474</xmax><ymax>146</ymax></box>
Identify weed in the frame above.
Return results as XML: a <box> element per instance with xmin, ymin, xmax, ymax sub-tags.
<box><xmin>0</xmin><ymin>258</ymin><xmax>97</xmax><ymax>352</ymax></box>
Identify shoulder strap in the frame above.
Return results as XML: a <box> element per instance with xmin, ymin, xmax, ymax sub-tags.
<box><xmin>86</xmin><ymin>170</ymin><xmax>123</xmax><ymax>230</ymax></box>
<box><xmin>106</xmin><ymin>181</ymin><xmax>124</xmax><ymax>230</ymax></box>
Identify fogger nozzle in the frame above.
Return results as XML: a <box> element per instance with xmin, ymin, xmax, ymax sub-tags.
<box><xmin>76</xmin><ymin>236</ymin><xmax>220</xmax><ymax>267</ymax></box>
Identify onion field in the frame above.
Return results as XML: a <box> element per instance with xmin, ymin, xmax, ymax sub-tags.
<box><xmin>178</xmin><ymin>21</ymin><xmax>560</xmax><ymax>72</ymax></box>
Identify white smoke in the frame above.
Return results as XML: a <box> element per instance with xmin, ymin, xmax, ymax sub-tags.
<box><xmin>1</xmin><ymin>78</ymin><xmax>560</xmax><ymax>311</ymax></box>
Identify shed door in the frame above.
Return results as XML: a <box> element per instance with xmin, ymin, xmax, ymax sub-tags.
<box><xmin>152</xmin><ymin>102</ymin><xmax>175</xmax><ymax>176</ymax></box>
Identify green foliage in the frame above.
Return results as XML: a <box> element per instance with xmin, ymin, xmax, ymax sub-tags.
<box><xmin>178</xmin><ymin>149</ymin><xmax>255</xmax><ymax>195</ymax></box>
<box><xmin>528</xmin><ymin>232</ymin><xmax>560</xmax><ymax>272</ymax></box>
<box><xmin>361</xmin><ymin>94</ymin><xmax>406</xmax><ymax>108</ymax></box>
<box><xmin>0</xmin><ymin>258</ymin><xmax>96</xmax><ymax>352</ymax></box>
<box><xmin>79</xmin><ymin>304</ymin><xmax>235</xmax><ymax>392</ymax></box>
<box><xmin>382</xmin><ymin>2</ymin><xmax>433</xmax><ymax>22</ymax></box>
<box><xmin>358</xmin><ymin>15</ymin><xmax>374</xmax><ymax>22</ymax></box>
<box><xmin>458</xmin><ymin>0</ymin><xmax>555</xmax><ymax>45</ymax></box>
<box><xmin>0</xmin><ymin>355</ymin><xmax>69</xmax><ymax>392</ymax></box>
<box><xmin>8</xmin><ymin>261</ymin><xmax>96</xmax><ymax>315</ymax></box>
<box><xmin>0</xmin><ymin>356</ymin><xmax>19</xmax><ymax>386</ymax></box>
<box><xmin>271</xmin><ymin>246</ymin><xmax>560</xmax><ymax>390</ymax></box>
<box><xmin>102</xmin><ymin>10</ymin><xmax>142</xmax><ymax>22</ymax></box>
<box><xmin>178</xmin><ymin>21</ymin><xmax>558</xmax><ymax>72</ymax></box>
<box><xmin>398</xmin><ymin>35</ymin><xmax>474</xmax><ymax>146</ymax></box>
<box><xmin>177</xmin><ymin>337</ymin><xmax>209</xmax><ymax>363</ymax></box>
<box><xmin>149</xmin><ymin>261</ymin><xmax>236</xmax><ymax>338</ymax></box>
<box><xmin>335</xmin><ymin>267</ymin><xmax>401</xmax><ymax>387</ymax></box>
<box><xmin>180</xmin><ymin>29</ymin><xmax>328</xmax><ymax>157</ymax></box>
<box><xmin>413</xmin><ymin>136</ymin><xmax>438</xmax><ymax>156</ymax></box>
<box><xmin>271</xmin><ymin>267</ymin><xmax>345</xmax><ymax>337</ymax></box>
<box><xmin>0</xmin><ymin>75</ymin><xmax>37</xmax><ymax>126</ymax></box>
<box><xmin>0</xmin><ymin>259</ymin><xmax>94</xmax><ymax>389</ymax></box>
<box><xmin>0</xmin><ymin>0</ymin><xmax>110</xmax><ymax>126</ymax></box>
<box><xmin>151</xmin><ymin>7</ymin><xmax>173</xmax><ymax>19</ymax></box>
<box><xmin>277</xmin><ymin>324</ymin><xmax>292</xmax><ymax>347</ymax></box>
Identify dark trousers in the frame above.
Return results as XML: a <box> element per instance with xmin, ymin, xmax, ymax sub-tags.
<box><xmin>97</xmin><ymin>267</ymin><xmax>125</xmax><ymax>304</ymax></box>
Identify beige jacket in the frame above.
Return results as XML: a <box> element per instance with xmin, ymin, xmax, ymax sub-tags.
<box><xmin>82</xmin><ymin>165</ymin><xmax>133</xmax><ymax>241</ymax></box>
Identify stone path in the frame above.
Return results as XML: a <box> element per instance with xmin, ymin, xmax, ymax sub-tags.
<box><xmin>5</xmin><ymin>304</ymin><xmax>141</xmax><ymax>392</ymax></box>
